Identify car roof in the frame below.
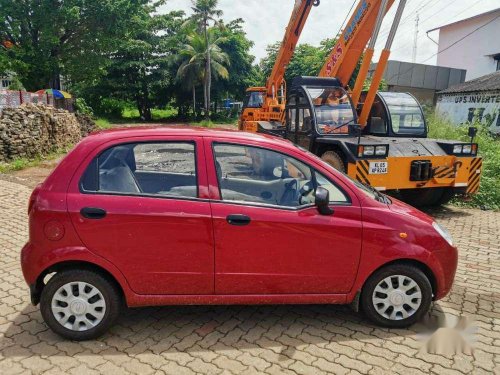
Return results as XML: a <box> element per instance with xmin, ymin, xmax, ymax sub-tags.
<box><xmin>83</xmin><ymin>125</ymin><xmax>295</xmax><ymax>149</ymax></box>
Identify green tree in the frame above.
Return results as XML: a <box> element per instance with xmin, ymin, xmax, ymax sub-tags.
<box><xmin>210</xmin><ymin>19</ymin><xmax>259</xmax><ymax>110</ymax></box>
<box><xmin>259</xmin><ymin>38</ymin><xmax>366</xmax><ymax>88</ymax></box>
<box><xmin>190</xmin><ymin>0</ymin><xmax>223</xmax><ymax>120</ymax></box>
<box><xmin>0</xmin><ymin>0</ymin><xmax>148</xmax><ymax>91</ymax></box>
<box><xmin>177</xmin><ymin>28</ymin><xmax>230</xmax><ymax>116</ymax></box>
<box><xmin>76</xmin><ymin>7</ymin><xmax>185</xmax><ymax>120</ymax></box>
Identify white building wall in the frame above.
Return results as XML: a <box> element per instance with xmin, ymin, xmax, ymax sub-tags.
<box><xmin>436</xmin><ymin>10</ymin><xmax>500</xmax><ymax>80</ymax></box>
<box><xmin>436</xmin><ymin>91</ymin><xmax>500</xmax><ymax>134</ymax></box>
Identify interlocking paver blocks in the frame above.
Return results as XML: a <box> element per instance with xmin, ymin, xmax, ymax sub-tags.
<box><xmin>0</xmin><ymin>178</ymin><xmax>499</xmax><ymax>374</ymax></box>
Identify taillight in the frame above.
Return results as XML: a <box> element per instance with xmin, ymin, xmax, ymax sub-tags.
<box><xmin>28</xmin><ymin>184</ymin><xmax>42</xmax><ymax>214</ymax></box>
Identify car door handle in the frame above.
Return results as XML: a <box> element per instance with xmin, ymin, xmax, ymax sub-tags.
<box><xmin>80</xmin><ymin>207</ymin><xmax>107</xmax><ymax>220</ymax></box>
<box><xmin>226</xmin><ymin>214</ymin><xmax>251</xmax><ymax>226</ymax></box>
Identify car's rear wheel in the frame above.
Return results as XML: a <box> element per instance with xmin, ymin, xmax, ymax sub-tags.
<box><xmin>40</xmin><ymin>270</ymin><xmax>121</xmax><ymax>340</ymax></box>
<box><xmin>361</xmin><ymin>264</ymin><xmax>432</xmax><ymax>328</ymax></box>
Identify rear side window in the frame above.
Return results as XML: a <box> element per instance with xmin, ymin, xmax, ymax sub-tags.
<box><xmin>80</xmin><ymin>142</ymin><xmax>198</xmax><ymax>198</ymax></box>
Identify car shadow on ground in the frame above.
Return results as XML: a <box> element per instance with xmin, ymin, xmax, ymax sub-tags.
<box><xmin>1</xmin><ymin>301</ymin><xmax>455</xmax><ymax>358</ymax></box>
<box><xmin>422</xmin><ymin>205</ymin><xmax>474</xmax><ymax>218</ymax></box>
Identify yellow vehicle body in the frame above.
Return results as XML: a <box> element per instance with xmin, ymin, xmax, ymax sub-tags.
<box><xmin>348</xmin><ymin>156</ymin><xmax>482</xmax><ymax>194</ymax></box>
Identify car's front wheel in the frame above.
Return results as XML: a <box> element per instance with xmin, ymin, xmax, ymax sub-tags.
<box><xmin>40</xmin><ymin>270</ymin><xmax>121</xmax><ymax>340</ymax></box>
<box><xmin>361</xmin><ymin>264</ymin><xmax>432</xmax><ymax>328</ymax></box>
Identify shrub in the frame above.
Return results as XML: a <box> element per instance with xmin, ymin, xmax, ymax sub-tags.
<box><xmin>74</xmin><ymin>98</ymin><xmax>94</xmax><ymax>116</ymax></box>
<box><xmin>428</xmin><ymin>113</ymin><xmax>500</xmax><ymax>210</ymax></box>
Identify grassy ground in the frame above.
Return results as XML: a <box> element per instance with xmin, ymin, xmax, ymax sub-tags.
<box><xmin>427</xmin><ymin>114</ymin><xmax>500</xmax><ymax>210</ymax></box>
<box><xmin>0</xmin><ymin>151</ymin><xmax>67</xmax><ymax>174</ymax></box>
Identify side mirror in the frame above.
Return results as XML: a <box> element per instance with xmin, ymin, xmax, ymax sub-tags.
<box><xmin>315</xmin><ymin>186</ymin><xmax>334</xmax><ymax>216</ymax></box>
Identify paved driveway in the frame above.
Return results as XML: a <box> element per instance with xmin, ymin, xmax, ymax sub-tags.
<box><xmin>0</xmin><ymin>178</ymin><xmax>499</xmax><ymax>374</ymax></box>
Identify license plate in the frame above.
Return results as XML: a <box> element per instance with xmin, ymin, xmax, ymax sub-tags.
<box><xmin>369</xmin><ymin>161</ymin><xmax>388</xmax><ymax>174</ymax></box>
<box><xmin>243</xmin><ymin>123</ymin><xmax>258</xmax><ymax>132</ymax></box>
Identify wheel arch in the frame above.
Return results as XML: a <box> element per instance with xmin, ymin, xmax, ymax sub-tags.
<box><xmin>363</xmin><ymin>258</ymin><xmax>437</xmax><ymax>298</ymax></box>
<box><xmin>350</xmin><ymin>258</ymin><xmax>438</xmax><ymax>312</ymax></box>
<box><xmin>32</xmin><ymin>260</ymin><xmax>126</xmax><ymax>306</ymax></box>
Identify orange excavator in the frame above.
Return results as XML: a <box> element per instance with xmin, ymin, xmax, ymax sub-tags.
<box><xmin>241</xmin><ymin>0</ymin><xmax>483</xmax><ymax>206</ymax></box>
<box><xmin>238</xmin><ymin>0</ymin><xmax>320</xmax><ymax>133</ymax></box>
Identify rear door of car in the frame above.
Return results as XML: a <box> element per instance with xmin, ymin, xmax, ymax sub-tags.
<box><xmin>67</xmin><ymin>136</ymin><xmax>215</xmax><ymax>295</ymax></box>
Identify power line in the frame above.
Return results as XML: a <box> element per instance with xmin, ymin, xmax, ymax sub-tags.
<box><xmin>334</xmin><ymin>0</ymin><xmax>358</xmax><ymax>40</ymax></box>
<box><xmin>377</xmin><ymin>0</ymin><xmax>441</xmax><ymax>40</ymax></box>
<box><xmin>389</xmin><ymin>0</ymin><xmax>484</xmax><ymax>54</ymax></box>
<box><xmin>385</xmin><ymin>13</ymin><xmax>500</xmax><ymax>83</ymax></box>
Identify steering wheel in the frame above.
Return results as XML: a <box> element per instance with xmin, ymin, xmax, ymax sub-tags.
<box><xmin>279</xmin><ymin>179</ymin><xmax>299</xmax><ymax>206</ymax></box>
<box><xmin>322</xmin><ymin>120</ymin><xmax>339</xmax><ymax>126</ymax></box>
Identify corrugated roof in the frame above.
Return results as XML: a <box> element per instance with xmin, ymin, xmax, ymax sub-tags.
<box><xmin>438</xmin><ymin>71</ymin><xmax>500</xmax><ymax>94</ymax></box>
<box><xmin>427</xmin><ymin>7</ymin><xmax>500</xmax><ymax>33</ymax></box>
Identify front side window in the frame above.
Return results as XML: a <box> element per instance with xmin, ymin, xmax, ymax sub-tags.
<box><xmin>306</xmin><ymin>87</ymin><xmax>356</xmax><ymax>134</ymax></box>
<box><xmin>298</xmin><ymin>108</ymin><xmax>313</xmax><ymax>133</ymax></box>
<box><xmin>81</xmin><ymin>142</ymin><xmax>197</xmax><ymax>198</ymax></box>
<box><xmin>213</xmin><ymin>143</ymin><xmax>349</xmax><ymax>207</ymax></box>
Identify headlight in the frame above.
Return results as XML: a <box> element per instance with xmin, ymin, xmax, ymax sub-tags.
<box><xmin>453</xmin><ymin>145</ymin><xmax>462</xmax><ymax>154</ymax></box>
<box><xmin>363</xmin><ymin>146</ymin><xmax>375</xmax><ymax>156</ymax></box>
<box><xmin>462</xmin><ymin>145</ymin><xmax>472</xmax><ymax>154</ymax></box>
<box><xmin>375</xmin><ymin>146</ymin><xmax>387</xmax><ymax>156</ymax></box>
<box><xmin>432</xmin><ymin>222</ymin><xmax>454</xmax><ymax>246</ymax></box>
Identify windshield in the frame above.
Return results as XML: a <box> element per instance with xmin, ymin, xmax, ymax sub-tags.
<box><xmin>243</xmin><ymin>91</ymin><xmax>264</xmax><ymax>109</ymax></box>
<box><xmin>380</xmin><ymin>92</ymin><xmax>426</xmax><ymax>136</ymax></box>
<box><xmin>306</xmin><ymin>87</ymin><xmax>356</xmax><ymax>134</ymax></box>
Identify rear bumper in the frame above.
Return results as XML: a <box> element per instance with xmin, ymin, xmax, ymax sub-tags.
<box><xmin>347</xmin><ymin>156</ymin><xmax>482</xmax><ymax>192</ymax></box>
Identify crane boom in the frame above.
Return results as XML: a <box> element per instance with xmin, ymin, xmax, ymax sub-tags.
<box><xmin>239</xmin><ymin>0</ymin><xmax>319</xmax><ymax>132</ymax></box>
<box><xmin>319</xmin><ymin>0</ymin><xmax>395</xmax><ymax>86</ymax></box>
<box><xmin>266</xmin><ymin>0</ymin><xmax>319</xmax><ymax>100</ymax></box>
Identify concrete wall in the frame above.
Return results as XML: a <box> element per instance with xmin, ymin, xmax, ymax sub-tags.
<box><xmin>0</xmin><ymin>104</ymin><xmax>96</xmax><ymax>162</ymax></box>
<box><xmin>436</xmin><ymin>91</ymin><xmax>500</xmax><ymax>134</ymax></box>
<box><xmin>369</xmin><ymin>60</ymin><xmax>466</xmax><ymax>105</ymax></box>
<box><xmin>436</xmin><ymin>10</ymin><xmax>500</xmax><ymax>80</ymax></box>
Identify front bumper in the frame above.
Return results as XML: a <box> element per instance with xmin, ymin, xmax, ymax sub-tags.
<box><xmin>347</xmin><ymin>156</ymin><xmax>482</xmax><ymax>192</ymax></box>
<box><xmin>433</xmin><ymin>245</ymin><xmax>459</xmax><ymax>300</ymax></box>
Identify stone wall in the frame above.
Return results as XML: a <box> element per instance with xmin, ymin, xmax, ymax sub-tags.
<box><xmin>0</xmin><ymin>104</ymin><xmax>96</xmax><ymax>162</ymax></box>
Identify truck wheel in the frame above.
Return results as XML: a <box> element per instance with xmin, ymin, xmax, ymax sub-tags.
<box><xmin>361</xmin><ymin>264</ymin><xmax>433</xmax><ymax>328</ymax></box>
<box><xmin>399</xmin><ymin>188</ymin><xmax>444</xmax><ymax>207</ymax></box>
<box><xmin>40</xmin><ymin>270</ymin><xmax>122</xmax><ymax>341</ymax></box>
<box><xmin>435</xmin><ymin>188</ymin><xmax>455</xmax><ymax>206</ymax></box>
<box><xmin>321</xmin><ymin>151</ymin><xmax>346</xmax><ymax>172</ymax></box>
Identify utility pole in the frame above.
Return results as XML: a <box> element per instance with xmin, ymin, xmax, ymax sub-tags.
<box><xmin>412</xmin><ymin>12</ymin><xmax>419</xmax><ymax>63</ymax></box>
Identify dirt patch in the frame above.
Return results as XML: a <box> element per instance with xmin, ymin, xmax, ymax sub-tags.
<box><xmin>0</xmin><ymin>157</ymin><xmax>62</xmax><ymax>189</ymax></box>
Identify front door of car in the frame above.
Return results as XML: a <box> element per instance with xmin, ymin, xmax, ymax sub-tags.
<box><xmin>207</xmin><ymin>141</ymin><xmax>362</xmax><ymax>295</ymax></box>
<box><xmin>67</xmin><ymin>138</ymin><xmax>214</xmax><ymax>295</ymax></box>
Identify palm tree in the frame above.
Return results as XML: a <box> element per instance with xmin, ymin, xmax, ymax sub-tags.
<box><xmin>177</xmin><ymin>29</ymin><xmax>229</xmax><ymax>118</ymax></box>
<box><xmin>190</xmin><ymin>0</ymin><xmax>223</xmax><ymax>120</ymax></box>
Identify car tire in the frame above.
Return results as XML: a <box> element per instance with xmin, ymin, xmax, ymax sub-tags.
<box><xmin>361</xmin><ymin>264</ymin><xmax>432</xmax><ymax>328</ymax></box>
<box><xmin>321</xmin><ymin>151</ymin><xmax>346</xmax><ymax>172</ymax></box>
<box><xmin>40</xmin><ymin>269</ymin><xmax>122</xmax><ymax>340</ymax></box>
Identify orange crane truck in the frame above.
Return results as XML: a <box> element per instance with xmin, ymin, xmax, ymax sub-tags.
<box><xmin>240</xmin><ymin>0</ymin><xmax>483</xmax><ymax>206</ymax></box>
<box><xmin>238</xmin><ymin>0</ymin><xmax>320</xmax><ymax>133</ymax></box>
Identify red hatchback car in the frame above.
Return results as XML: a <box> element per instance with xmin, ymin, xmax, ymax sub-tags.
<box><xmin>21</xmin><ymin>127</ymin><xmax>457</xmax><ymax>340</ymax></box>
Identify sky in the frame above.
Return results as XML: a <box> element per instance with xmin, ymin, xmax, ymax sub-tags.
<box><xmin>159</xmin><ymin>0</ymin><xmax>500</xmax><ymax>65</ymax></box>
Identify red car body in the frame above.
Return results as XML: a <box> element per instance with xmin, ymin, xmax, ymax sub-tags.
<box><xmin>21</xmin><ymin>126</ymin><xmax>457</xmax><ymax>309</ymax></box>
